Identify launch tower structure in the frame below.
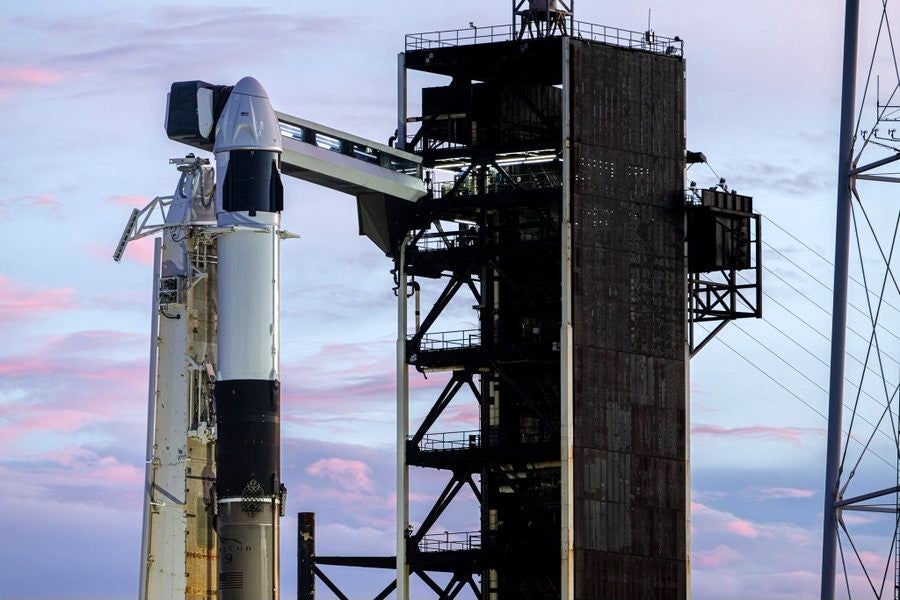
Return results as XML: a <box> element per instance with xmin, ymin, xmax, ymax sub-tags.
<box><xmin>400</xmin><ymin>25</ymin><xmax>690</xmax><ymax>600</ymax></box>
<box><xmin>120</xmin><ymin>8</ymin><xmax>765</xmax><ymax>600</ymax></box>
<box><xmin>303</xmin><ymin>10</ymin><xmax>762</xmax><ymax>600</ymax></box>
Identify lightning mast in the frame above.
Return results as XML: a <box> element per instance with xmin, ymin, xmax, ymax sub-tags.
<box><xmin>821</xmin><ymin>0</ymin><xmax>900</xmax><ymax>597</ymax></box>
<box><xmin>821</xmin><ymin>1</ymin><xmax>861</xmax><ymax>598</ymax></box>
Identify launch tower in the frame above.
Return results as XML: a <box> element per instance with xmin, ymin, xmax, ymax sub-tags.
<box><xmin>300</xmin><ymin>7</ymin><xmax>757</xmax><ymax>599</ymax></box>
<box><xmin>398</xmin><ymin>24</ymin><xmax>688</xmax><ymax>600</ymax></box>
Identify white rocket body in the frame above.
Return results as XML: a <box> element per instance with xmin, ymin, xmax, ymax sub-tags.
<box><xmin>212</xmin><ymin>77</ymin><xmax>284</xmax><ymax>600</ymax></box>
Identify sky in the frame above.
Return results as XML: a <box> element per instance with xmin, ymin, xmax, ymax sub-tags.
<box><xmin>1</xmin><ymin>1</ymin><xmax>899</xmax><ymax>599</ymax></box>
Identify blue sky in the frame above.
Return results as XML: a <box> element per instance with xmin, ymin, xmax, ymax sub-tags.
<box><xmin>1</xmin><ymin>1</ymin><xmax>897</xmax><ymax>599</ymax></box>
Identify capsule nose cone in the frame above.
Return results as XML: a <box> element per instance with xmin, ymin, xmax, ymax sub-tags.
<box><xmin>233</xmin><ymin>76</ymin><xmax>269</xmax><ymax>99</ymax></box>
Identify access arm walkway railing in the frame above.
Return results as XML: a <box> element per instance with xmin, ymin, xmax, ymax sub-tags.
<box><xmin>276</xmin><ymin>111</ymin><xmax>427</xmax><ymax>202</ymax></box>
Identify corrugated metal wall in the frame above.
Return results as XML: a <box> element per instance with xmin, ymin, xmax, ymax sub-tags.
<box><xmin>570</xmin><ymin>40</ymin><xmax>688</xmax><ymax>599</ymax></box>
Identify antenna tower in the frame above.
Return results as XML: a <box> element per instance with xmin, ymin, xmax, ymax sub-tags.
<box><xmin>822</xmin><ymin>1</ymin><xmax>900</xmax><ymax>598</ymax></box>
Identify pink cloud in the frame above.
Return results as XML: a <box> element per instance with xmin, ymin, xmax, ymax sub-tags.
<box><xmin>104</xmin><ymin>236</ymin><xmax>155</xmax><ymax>266</ymax></box>
<box><xmin>0</xmin><ymin>194</ymin><xmax>62</xmax><ymax>219</ymax></box>
<box><xmin>0</xmin><ymin>356</ymin><xmax>54</xmax><ymax>377</ymax></box>
<box><xmin>691</xmin><ymin>423</ymin><xmax>824</xmax><ymax>445</ymax></box>
<box><xmin>91</xmin><ymin>456</ymin><xmax>143</xmax><ymax>486</ymax></box>
<box><xmin>695</xmin><ymin>544</ymin><xmax>741</xmax><ymax>568</ymax></box>
<box><xmin>0</xmin><ymin>328</ymin><xmax>149</xmax><ymax>454</ymax></box>
<box><xmin>0</xmin><ymin>68</ymin><xmax>62</xmax><ymax>85</ymax></box>
<box><xmin>0</xmin><ymin>275</ymin><xmax>76</xmax><ymax>323</ymax></box>
<box><xmin>0</xmin><ymin>67</ymin><xmax>63</xmax><ymax>102</ymax></box>
<box><xmin>750</xmin><ymin>486</ymin><xmax>815</xmax><ymax>500</ymax></box>
<box><xmin>440</xmin><ymin>403</ymin><xmax>480</xmax><ymax>426</ymax></box>
<box><xmin>32</xmin><ymin>446</ymin><xmax>143</xmax><ymax>489</ymax></box>
<box><xmin>125</xmin><ymin>236</ymin><xmax>156</xmax><ymax>266</ymax></box>
<box><xmin>307</xmin><ymin>457</ymin><xmax>375</xmax><ymax>492</ymax></box>
<box><xmin>109</xmin><ymin>194</ymin><xmax>151</xmax><ymax>207</ymax></box>
<box><xmin>724</xmin><ymin>518</ymin><xmax>762</xmax><ymax>539</ymax></box>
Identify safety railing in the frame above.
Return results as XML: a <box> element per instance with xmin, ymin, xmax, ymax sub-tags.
<box><xmin>406</xmin><ymin>24</ymin><xmax>515</xmax><ymax>50</ymax></box>
<box><xmin>406</xmin><ymin>21</ymin><xmax>683</xmax><ymax>57</ymax></box>
<box><xmin>418</xmin><ymin>530</ymin><xmax>482</xmax><ymax>553</ymax></box>
<box><xmin>414</xmin><ymin>329</ymin><xmax>482</xmax><ymax>352</ymax></box>
<box><xmin>414</xmin><ymin>230</ymin><xmax>479</xmax><ymax>252</ymax></box>
<box><xmin>414</xmin><ymin>430</ymin><xmax>482</xmax><ymax>452</ymax></box>
<box><xmin>278</xmin><ymin>120</ymin><xmax>420</xmax><ymax>176</ymax></box>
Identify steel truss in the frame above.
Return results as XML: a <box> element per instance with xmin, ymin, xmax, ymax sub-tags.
<box><xmin>822</xmin><ymin>1</ymin><xmax>900</xmax><ymax>598</ymax></box>
<box><xmin>682</xmin><ymin>182</ymin><xmax>764</xmax><ymax>356</ymax></box>
<box><xmin>298</xmin><ymin>166</ymin><xmax>563</xmax><ymax>599</ymax></box>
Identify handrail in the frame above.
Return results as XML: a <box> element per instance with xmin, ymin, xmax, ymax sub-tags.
<box><xmin>410</xmin><ymin>329</ymin><xmax>482</xmax><ymax>352</ymax></box>
<box><xmin>418</xmin><ymin>530</ymin><xmax>482</xmax><ymax>553</ymax></box>
<box><xmin>406</xmin><ymin>20</ymin><xmax>683</xmax><ymax>57</ymax></box>
<box><xmin>413</xmin><ymin>430</ymin><xmax>482</xmax><ymax>452</ymax></box>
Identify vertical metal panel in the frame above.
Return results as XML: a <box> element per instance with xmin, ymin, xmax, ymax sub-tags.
<box><xmin>396</xmin><ymin>236</ymin><xmax>410</xmax><ymax>600</ymax></box>
<box><xmin>397</xmin><ymin>53</ymin><xmax>408</xmax><ymax>151</ymax></box>
<box><xmin>560</xmin><ymin>35</ymin><xmax>575</xmax><ymax>600</ymax></box>
<box><xmin>298</xmin><ymin>512</ymin><xmax>316</xmax><ymax>600</ymax></box>
<box><xmin>138</xmin><ymin>237</ymin><xmax>162</xmax><ymax>600</ymax></box>
<box><xmin>570</xmin><ymin>39</ymin><xmax>687</xmax><ymax>600</ymax></box>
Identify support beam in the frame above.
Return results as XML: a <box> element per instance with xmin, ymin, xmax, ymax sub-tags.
<box><xmin>559</xmin><ymin>36</ymin><xmax>575</xmax><ymax>600</ymax></box>
<box><xmin>298</xmin><ymin>513</ymin><xmax>316</xmax><ymax>600</ymax></box>
<box><xmin>397</xmin><ymin>236</ymin><xmax>411</xmax><ymax>600</ymax></box>
<box><xmin>821</xmin><ymin>2</ymin><xmax>861</xmax><ymax>599</ymax></box>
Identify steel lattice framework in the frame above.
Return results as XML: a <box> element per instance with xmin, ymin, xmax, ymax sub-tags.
<box><xmin>823</xmin><ymin>1</ymin><xmax>900</xmax><ymax>598</ymax></box>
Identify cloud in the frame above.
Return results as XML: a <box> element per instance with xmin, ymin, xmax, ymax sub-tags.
<box><xmin>10</xmin><ymin>8</ymin><xmax>359</xmax><ymax>97</ymax></box>
<box><xmin>723</xmin><ymin>518</ymin><xmax>765</xmax><ymax>539</ymax></box>
<box><xmin>90</xmin><ymin>236</ymin><xmax>155</xmax><ymax>266</ymax></box>
<box><xmin>694</xmin><ymin>544</ymin><xmax>741</xmax><ymax>568</ymax></box>
<box><xmin>0</xmin><ymin>329</ymin><xmax>148</xmax><ymax>456</ymax></box>
<box><xmin>749</xmin><ymin>486</ymin><xmax>816</xmax><ymax>500</ymax></box>
<box><xmin>725</xmin><ymin>161</ymin><xmax>832</xmax><ymax>196</ymax></box>
<box><xmin>0</xmin><ymin>68</ymin><xmax>63</xmax><ymax>101</ymax></box>
<box><xmin>0</xmin><ymin>274</ymin><xmax>76</xmax><ymax>324</ymax></box>
<box><xmin>121</xmin><ymin>236</ymin><xmax>156</xmax><ymax>266</ymax></box>
<box><xmin>109</xmin><ymin>194</ymin><xmax>151</xmax><ymax>207</ymax></box>
<box><xmin>690</xmin><ymin>499</ymin><xmax>822</xmax><ymax>599</ymax></box>
<box><xmin>307</xmin><ymin>457</ymin><xmax>375</xmax><ymax>492</ymax></box>
<box><xmin>0</xmin><ymin>194</ymin><xmax>62</xmax><ymax>219</ymax></box>
<box><xmin>691</xmin><ymin>423</ymin><xmax>824</xmax><ymax>445</ymax></box>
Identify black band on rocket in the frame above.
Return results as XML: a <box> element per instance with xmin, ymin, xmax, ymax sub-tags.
<box><xmin>215</xmin><ymin>379</ymin><xmax>281</xmax><ymax>497</ymax></box>
<box><xmin>222</xmin><ymin>150</ymin><xmax>284</xmax><ymax>214</ymax></box>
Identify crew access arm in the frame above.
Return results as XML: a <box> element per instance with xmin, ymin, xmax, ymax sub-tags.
<box><xmin>165</xmin><ymin>80</ymin><xmax>427</xmax><ymax>254</ymax></box>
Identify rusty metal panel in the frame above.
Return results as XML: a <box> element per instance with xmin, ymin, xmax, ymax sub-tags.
<box><xmin>185</xmin><ymin>438</ymin><xmax>218</xmax><ymax>600</ymax></box>
<box><xmin>569</xmin><ymin>38</ymin><xmax>687</xmax><ymax>600</ymax></box>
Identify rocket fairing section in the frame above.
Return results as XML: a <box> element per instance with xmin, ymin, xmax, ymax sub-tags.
<box><xmin>212</xmin><ymin>76</ymin><xmax>285</xmax><ymax>600</ymax></box>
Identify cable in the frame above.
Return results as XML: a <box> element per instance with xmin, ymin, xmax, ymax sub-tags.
<box><xmin>741</xmin><ymin>317</ymin><xmax>898</xmax><ymax>398</ymax></box>
<box><xmin>764</xmin><ymin>213</ymin><xmax>896</xmax><ymax>298</ymax></box>
<box><xmin>704</xmin><ymin>331</ymin><xmax>894</xmax><ymax>469</ymax></box>
<box><xmin>763</xmin><ymin>238</ymin><xmax>900</xmax><ymax>317</ymax></box>
<box><xmin>731</xmin><ymin>322</ymin><xmax>897</xmax><ymax>448</ymax></box>
<box><xmin>739</xmin><ymin>270</ymin><xmax>900</xmax><ymax>370</ymax></box>
<box><xmin>763</xmin><ymin>264</ymin><xmax>900</xmax><ymax>347</ymax></box>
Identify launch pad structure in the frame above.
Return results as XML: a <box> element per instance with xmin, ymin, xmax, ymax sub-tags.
<box><xmin>119</xmin><ymin>3</ymin><xmax>764</xmax><ymax>600</ymax></box>
<box><xmin>302</xmin><ymin>6</ymin><xmax>760</xmax><ymax>600</ymax></box>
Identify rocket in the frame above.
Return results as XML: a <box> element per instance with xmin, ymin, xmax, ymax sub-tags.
<box><xmin>212</xmin><ymin>76</ymin><xmax>285</xmax><ymax>600</ymax></box>
<box><xmin>144</xmin><ymin>71</ymin><xmax>423</xmax><ymax>600</ymax></box>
